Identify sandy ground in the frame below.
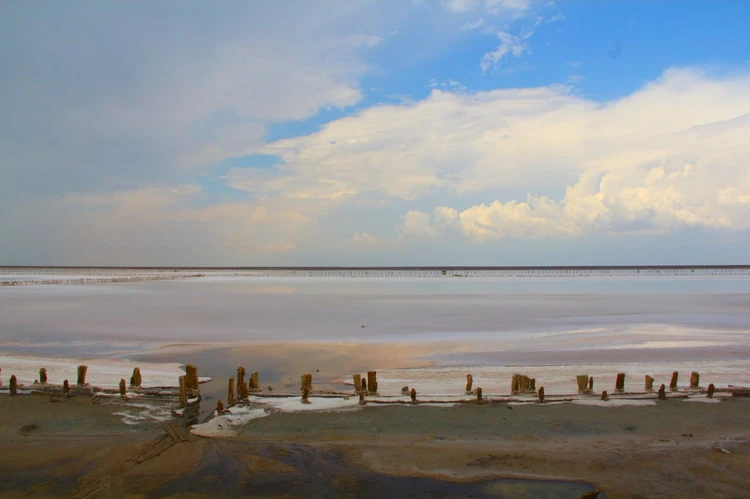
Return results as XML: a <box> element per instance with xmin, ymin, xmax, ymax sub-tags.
<box><xmin>1</xmin><ymin>391</ymin><xmax>749</xmax><ymax>498</ymax></box>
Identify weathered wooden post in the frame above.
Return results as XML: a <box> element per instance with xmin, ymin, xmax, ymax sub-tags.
<box><xmin>615</xmin><ymin>373</ymin><xmax>625</xmax><ymax>393</ymax></box>
<box><xmin>228</xmin><ymin>377</ymin><xmax>235</xmax><ymax>406</ymax></box>
<box><xmin>130</xmin><ymin>367</ymin><xmax>142</xmax><ymax>388</ymax></box>
<box><xmin>237</xmin><ymin>367</ymin><xmax>246</xmax><ymax>397</ymax></box>
<box><xmin>250</xmin><ymin>371</ymin><xmax>260</xmax><ymax>392</ymax></box>
<box><xmin>359</xmin><ymin>392</ymin><xmax>366</xmax><ymax>405</ymax></box>
<box><xmin>519</xmin><ymin>375</ymin><xmax>530</xmax><ymax>392</ymax></box>
<box><xmin>645</xmin><ymin>375</ymin><xmax>654</xmax><ymax>391</ymax></box>
<box><xmin>77</xmin><ymin>365</ymin><xmax>88</xmax><ymax>386</ymax></box>
<box><xmin>588</xmin><ymin>377</ymin><xmax>594</xmax><ymax>391</ymax></box>
<box><xmin>39</xmin><ymin>368</ymin><xmax>48</xmax><ymax>384</ymax></box>
<box><xmin>707</xmin><ymin>383</ymin><xmax>715</xmax><ymax>398</ymax></box>
<box><xmin>353</xmin><ymin>374</ymin><xmax>362</xmax><ymax>393</ymax></box>
<box><xmin>119</xmin><ymin>379</ymin><xmax>127</xmax><ymax>398</ymax></box>
<box><xmin>690</xmin><ymin>372</ymin><xmax>700</xmax><ymax>389</ymax></box>
<box><xmin>476</xmin><ymin>387</ymin><xmax>483</xmax><ymax>404</ymax></box>
<box><xmin>658</xmin><ymin>384</ymin><xmax>666</xmax><ymax>400</ymax></box>
<box><xmin>600</xmin><ymin>390</ymin><xmax>609</xmax><ymax>401</ymax></box>
<box><xmin>179</xmin><ymin>375</ymin><xmax>188</xmax><ymax>408</ymax></box>
<box><xmin>300</xmin><ymin>374</ymin><xmax>313</xmax><ymax>393</ymax></box>
<box><xmin>538</xmin><ymin>386</ymin><xmax>545</xmax><ymax>403</ymax></box>
<box><xmin>669</xmin><ymin>371</ymin><xmax>678</xmax><ymax>391</ymax></box>
<box><xmin>576</xmin><ymin>375</ymin><xmax>589</xmax><ymax>393</ymax></box>
<box><xmin>10</xmin><ymin>375</ymin><xmax>18</xmax><ymax>396</ymax></box>
<box><xmin>361</xmin><ymin>377</ymin><xmax>367</xmax><ymax>393</ymax></box>
<box><xmin>239</xmin><ymin>381</ymin><xmax>249</xmax><ymax>400</ymax></box>
<box><xmin>216</xmin><ymin>400</ymin><xmax>224</xmax><ymax>413</ymax></box>
<box><xmin>530</xmin><ymin>378</ymin><xmax>536</xmax><ymax>391</ymax></box>
<box><xmin>185</xmin><ymin>364</ymin><xmax>199</xmax><ymax>391</ymax></box>
<box><xmin>401</xmin><ymin>386</ymin><xmax>410</xmax><ymax>396</ymax></box>
<box><xmin>465</xmin><ymin>374</ymin><xmax>473</xmax><ymax>395</ymax></box>
<box><xmin>63</xmin><ymin>379</ymin><xmax>70</xmax><ymax>395</ymax></box>
<box><xmin>367</xmin><ymin>371</ymin><xmax>378</xmax><ymax>395</ymax></box>
<box><xmin>511</xmin><ymin>374</ymin><xmax>519</xmax><ymax>394</ymax></box>
<box><xmin>410</xmin><ymin>388</ymin><xmax>417</xmax><ymax>404</ymax></box>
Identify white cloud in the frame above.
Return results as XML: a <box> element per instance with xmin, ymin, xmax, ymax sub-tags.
<box><xmin>442</xmin><ymin>0</ymin><xmax>481</xmax><ymax>13</ymax></box>
<box><xmin>480</xmin><ymin>28</ymin><xmax>533</xmax><ymax>73</ymax></box>
<box><xmin>351</xmin><ymin>232</ymin><xmax>382</xmax><ymax>244</ymax></box>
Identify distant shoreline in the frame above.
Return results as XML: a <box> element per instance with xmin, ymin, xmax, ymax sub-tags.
<box><xmin>2</xmin><ymin>264</ymin><xmax>750</xmax><ymax>270</ymax></box>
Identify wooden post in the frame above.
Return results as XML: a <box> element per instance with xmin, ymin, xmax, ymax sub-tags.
<box><xmin>669</xmin><ymin>371</ymin><xmax>678</xmax><ymax>391</ymax></box>
<box><xmin>239</xmin><ymin>381</ymin><xmax>249</xmax><ymax>400</ymax></box>
<box><xmin>511</xmin><ymin>374</ymin><xmax>519</xmax><ymax>394</ymax></box>
<box><xmin>465</xmin><ymin>374</ymin><xmax>473</xmax><ymax>395</ymax></box>
<box><xmin>576</xmin><ymin>375</ymin><xmax>589</xmax><ymax>393</ymax></box>
<box><xmin>228</xmin><ymin>377</ymin><xmax>235</xmax><ymax>406</ymax></box>
<box><xmin>538</xmin><ymin>386</ymin><xmax>545</xmax><ymax>403</ymax></box>
<box><xmin>359</xmin><ymin>391</ymin><xmax>366</xmax><ymax>405</ymax></box>
<box><xmin>690</xmin><ymin>371</ymin><xmax>700</xmax><ymax>389</ymax></box>
<box><xmin>63</xmin><ymin>379</ymin><xmax>70</xmax><ymax>395</ymax></box>
<box><xmin>119</xmin><ymin>379</ymin><xmax>127</xmax><ymax>398</ymax></box>
<box><xmin>185</xmin><ymin>364</ymin><xmax>199</xmax><ymax>391</ymax></box>
<box><xmin>300</xmin><ymin>374</ymin><xmax>313</xmax><ymax>393</ymax></box>
<box><xmin>707</xmin><ymin>383</ymin><xmax>715</xmax><ymax>398</ymax></box>
<box><xmin>645</xmin><ymin>375</ymin><xmax>654</xmax><ymax>391</ymax></box>
<box><xmin>302</xmin><ymin>386</ymin><xmax>311</xmax><ymax>404</ymax></box>
<box><xmin>519</xmin><ymin>375</ymin><xmax>530</xmax><ymax>392</ymax></box>
<box><xmin>367</xmin><ymin>371</ymin><xmax>377</xmax><ymax>395</ymax></box>
<box><xmin>178</xmin><ymin>375</ymin><xmax>188</xmax><ymax>408</ymax></box>
<box><xmin>401</xmin><ymin>386</ymin><xmax>409</xmax><ymax>396</ymax></box>
<box><xmin>476</xmin><ymin>387</ymin><xmax>483</xmax><ymax>404</ymax></box>
<box><xmin>216</xmin><ymin>400</ymin><xmax>224</xmax><ymax>413</ymax></box>
<box><xmin>250</xmin><ymin>371</ymin><xmax>260</xmax><ymax>392</ymax></box>
<box><xmin>658</xmin><ymin>384</ymin><xmax>666</xmax><ymax>400</ymax></box>
<box><xmin>39</xmin><ymin>368</ymin><xmax>47</xmax><ymax>384</ymax></box>
<box><xmin>600</xmin><ymin>390</ymin><xmax>608</xmax><ymax>401</ymax></box>
<box><xmin>77</xmin><ymin>365</ymin><xmax>88</xmax><ymax>386</ymax></box>
<box><xmin>530</xmin><ymin>378</ymin><xmax>536</xmax><ymax>391</ymax></box>
<box><xmin>130</xmin><ymin>367</ymin><xmax>142</xmax><ymax>388</ymax></box>
<box><xmin>410</xmin><ymin>388</ymin><xmax>417</xmax><ymax>404</ymax></box>
<box><xmin>361</xmin><ymin>377</ymin><xmax>367</xmax><ymax>393</ymax></box>
<box><xmin>615</xmin><ymin>373</ymin><xmax>625</xmax><ymax>392</ymax></box>
<box><xmin>10</xmin><ymin>375</ymin><xmax>18</xmax><ymax>396</ymax></box>
<box><xmin>237</xmin><ymin>367</ymin><xmax>246</xmax><ymax>397</ymax></box>
<box><xmin>588</xmin><ymin>377</ymin><xmax>594</xmax><ymax>392</ymax></box>
<box><xmin>352</xmin><ymin>374</ymin><xmax>362</xmax><ymax>393</ymax></box>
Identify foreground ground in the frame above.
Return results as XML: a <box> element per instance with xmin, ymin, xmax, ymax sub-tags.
<box><xmin>1</xmin><ymin>394</ymin><xmax>749</xmax><ymax>498</ymax></box>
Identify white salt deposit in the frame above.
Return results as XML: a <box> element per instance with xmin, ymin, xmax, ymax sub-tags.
<box><xmin>252</xmin><ymin>395</ymin><xmax>362</xmax><ymax>413</ymax></box>
<box><xmin>191</xmin><ymin>406</ymin><xmax>270</xmax><ymax>437</ymax></box>
<box><xmin>0</xmin><ymin>354</ymin><xmax>205</xmax><ymax>389</ymax></box>
<box><xmin>112</xmin><ymin>403</ymin><xmax>175</xmax><ymax>425</ymax></box>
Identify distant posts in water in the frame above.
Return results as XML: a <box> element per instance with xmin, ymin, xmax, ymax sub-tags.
<box><xmin>645</xmin><ymin>375</ymin><xmax>655</xmax><ymax>391</ymax></box>
<box><xmin>130</xmin><ymin>367</ymin><xmax>142</xmax><ymax>388</ymax></box>
<box><xmin>707</xmin><ymin>383</ymin><xmax>715</xmax><ymax>398</ymax></box>
<box><xmin>410</xmin><ymin>388</ymin><xmax>417</xmax><ymax>404</ymax></box>
<box><xmin>39</xmin><ymin>368</ymin><xmax>47</xmax><ymax>384</ymax></box>
<box><xmin>669</xmin><ymin>371</ymin><xmax>679</xmax><ymax>391</ymax></box>
<box><xmin>9</xmin><ymin>375</ymin><xmax>18</xmax><ymax>396</ymax></box>
<box><xmin>615</xmin><ymin>373</ymin><xmax>625</xmax><ymax>393</ymax></box>
<box><xmin>576</xmin><ymin>375</ymin><xmax>590</xmax><ymax>394</ymax></box>
<box><xmin>538</xmin><ymin>386</ymin><xmax>545</xmax><ymax>403</ymax></box>
<box><xmin>465</xmin><ymin>374</ymin><xmax>473</xmax><ymax>395</ymax></box>
<box><xmin>119</xmin><ymin>379</ymin><xmax>127</xmax><ymax>399</ymax></box>
<box><xmin>367</xmin><ymin>371</ymin><xmax>378</xmax><ymax>395</ymax></box>
<box><xmin>476</xmin><ymin>387</ymin><xmax>483</xmax><ymax>404</ymax></box>
<box><xmin>63</xmin><ymin>380</ymin><xmax>70</xmax><ymax>395</ymax></box>
<box><xmin>690</xmin><ymin>372</ymin><xmax>700</xmax><ymax>389</ymax></box>
<box><xmin>239</xmin><ymin>380</ymin><xmax>249</xmax><ymax>400</ymax></box>
<box><xmin>353</xmin><ymin>374</ymin><xmax>362</xmax><ymax>393</ymax></box>
<box><xmin>658</xmin><ymin>384</ymin><xmax>667</xmax><ymax>401</ymax></box>
<box><xmin>227</xmin><ymin>377</ymin><xmax>235</xmax><ymax>407</ymax></box>
<box><xmin>600</xmin><ymin>390</ymin><xmax>609</xmax><ymax>401</ymax></box>
<box><xmin>77</xmin><ymin>365</ymin><xmax>88</xmax><ymax>386</ymax></box>
<box><xmin>179</xmin><ymin>375</ymin><xmax>188</xmax><ymax>408</ymax></box>
<box><xmin>250</xmin><ymin>371</ymin><xmax>261</xmax><ymax>392</ymax></box>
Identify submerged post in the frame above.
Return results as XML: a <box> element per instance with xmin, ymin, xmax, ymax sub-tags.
<box><xmin>465</xmin><ymin>374</ymin><xmax>473</xmax><ymax>395</ymax></box>
<box><xmin>367</xmin><ymin>371</ymin><xmax>378</xmax><ymax>395</ymax></box>
<box><xmin>77</xmin><ymin>365</ymin><xmax>88</xmax><ymax>386</ymax></box>
<box><xmin>130</xmin><ymin>367</ymin><xmax>142</xmax><ymax>388</ymax></box>
<box><xmin>228</xmin><ymin>377</ymin><xmax>235</xmax><ymax>406</ymax></box>
<box><xmin>530</xmin><ymin>378</ymin><xmax>536</xmax><ymax>391</ymax></box>
<box><xmin>511</xmin><ymin>374</ymin><xmax>519</xmax><ymax>394</ymax></box>
<box><xmin>538</xmin><ymin>386</ymin><xmax>545</xmax><ymax>403</ymax></box>
<box><xmin>179</xmin><ymin>375</ymin><xmax>188</xmax><ymax>408</ymax></box>
<box><xmin>119</xmin><ymin>379</ymin><xmax>127</xmax><ymax>398</ymax></box>
<box><xmin>250</xmin><ymin>371</ymin><xmax>260</xmax><ymax>392</ymax></box>
<box><xmin>707</xmin><ymin>383</ymin><xmax>715</xmax><ymax>398</ymax></box>
<box><xmin>658</xmin><ymin>383</ymin><xmax>666</xmax><ymax>401</ymax></box>
<box><xmin>401</xmin><ymin>386</ymin><xmax>410</xmax><ymax>396</ymax></box>
<box><xmin>645</xmin><ymin>375</ymin><xmax>654</xmax><ymax>391</ymax></box>
<box><xmin>353</xmin><ymin>374</ymin><xmax>362</xmax><ymax>393</ymax></box>
<box><xmin>10</xmin><ymin>375</ymin><xmax>18</xmax><ymax>396</ymax></box>
<box><xmin>576</xmin><ymin>375</ymin><xmax>589</xmax><ymax>394</ymax></box>
<box><xmin>615</xmin><ymin>373</ymin><xmax>625</xmax><ymax>393</ymax></box>
<box><xmin>690</xmin><ymin>372</ymin><xmax>700</xmax><ymax>389</ymax></box>
<box><xmin>669</xmin><ymin>371</ymin><xmax>679</xmax><ymax>391</ymax></box>
<box><xmin>39</xmin><ymin>368</ymin><xmax>47</xmax><ymax>384</ymax></box>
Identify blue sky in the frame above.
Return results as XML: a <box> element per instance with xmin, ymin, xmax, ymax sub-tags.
<box><xmin>1</xmin><ymin>0</ymin><xmax>749</xmax><ymax>265</ymax></box>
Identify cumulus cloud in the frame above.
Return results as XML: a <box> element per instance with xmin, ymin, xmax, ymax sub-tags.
<box><xmin>480</xmin><ymin>28</ymin><xmax>533</xmax><ymax>72</ymax></box>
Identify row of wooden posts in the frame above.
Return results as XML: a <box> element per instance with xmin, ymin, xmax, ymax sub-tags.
<box><xmin>5</xmin><ymin>365</ymin><xmax>144</xmax><ymax>398</ymax></box>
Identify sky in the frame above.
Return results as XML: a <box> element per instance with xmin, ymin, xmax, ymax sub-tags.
<box><xmin>1</xmin><ymin>0</ymin><xmax>749</xmax><ymax>266</ymax></box>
